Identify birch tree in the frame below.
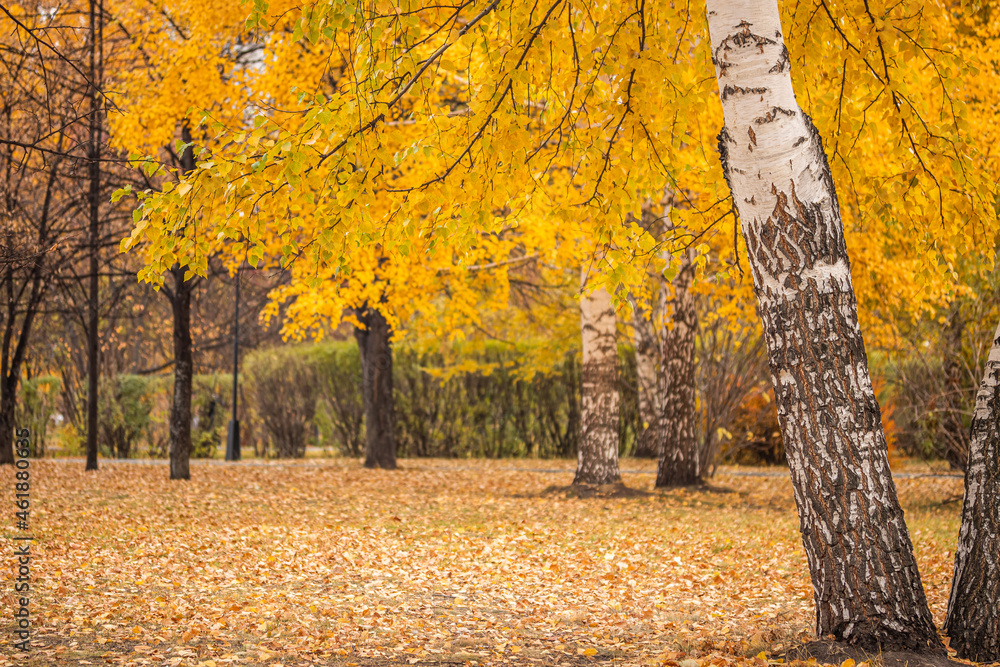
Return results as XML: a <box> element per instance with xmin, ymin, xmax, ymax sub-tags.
<box><xmin>654</xmin><ymin>241</ymin><xmax>699</xmax><ymax>488</ymax></box>
<box><xmin>944</xmin><ymin>318</ymin><xmax>1000</xmax><ymax>662</ymax></box>
<box><xmin>706</xmin><ymin>0</ymin><xmax>941</xmax><ymax>652</ymax></box>
<box><xmin>631</xmin><ymin>198</ymin><xmax>702</xmax><ymax>486</ymax></box>
<box><xmin>575</xmin><ymin>270</ymin><xmax>620</xmax><ymax>485</ymax></box>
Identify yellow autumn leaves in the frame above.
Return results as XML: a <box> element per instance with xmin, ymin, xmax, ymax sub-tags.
<box><xmin>103</xmin><ymin>0</ymin><xmax>999</xmax><ymax>354</ymax></box>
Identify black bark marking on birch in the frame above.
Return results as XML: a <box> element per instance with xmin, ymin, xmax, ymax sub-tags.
<box><xmin>769</xmin><ymin>45</ymin><xmax>790</xmax><ymax>73</ymax></box>
<box><xmin>755</xmin><ymin>106</ymin><xmax>796</xmax><ymax>125</ymax></box>
<box><xmin>731</xmin><ymin>20</ymin><xmax>776</xmax><ymax>50</ymax></box>
<box><xmin>717</xmin><ymin>128</ymin><xmax>735</xmax><ymax>193</ymax></box>
<box><xmin>355</xmin><ymin>305</ymin><xmax>397</xmax><ymax>470</ymax></box>
<box><xmin>944</xmin><ymin>325</ymin><xmax>1000</xmax><ymax>662</ymax></box>
<box><xmin>720</xmin><ymin>84</ymin><xmax>768</xmax><ymax>101</ymax></box>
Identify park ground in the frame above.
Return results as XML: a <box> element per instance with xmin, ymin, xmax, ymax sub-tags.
<box><xmin>0</xmin><ymin>459</ymin><xmax>968</xmax><ymax>667</ymax></box>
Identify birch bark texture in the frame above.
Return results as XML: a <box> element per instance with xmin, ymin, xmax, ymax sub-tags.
<box><xmin>575</xmin><ymin>271</ymin><xmax>620</xmax><ymax>485</ymax></box>
<box><xmin>655</xmin><ymin>241</ymin><xmax>700</xmax><ymax>488</ymax></box>
<box><xmin>707</xmin><ymin>0</ymin><xmax>941</xmax><ymax>652</ymax></box>
<box><xmin>944</xmin><ymin>319</ymin><xmax>1000</xmax><ymax>662</ymax></box>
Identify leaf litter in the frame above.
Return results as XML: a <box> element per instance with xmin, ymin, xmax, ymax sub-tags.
<box><xmin>0</xmin><ymin>459</ymin><xmax>964</xmax><ymax>667</ymax></box>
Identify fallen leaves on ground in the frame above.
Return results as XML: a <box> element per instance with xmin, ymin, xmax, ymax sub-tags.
<box><xmin>0</xmin><ymin>459</ymin><xmax>964</xmax><ymax>666</ymax></box>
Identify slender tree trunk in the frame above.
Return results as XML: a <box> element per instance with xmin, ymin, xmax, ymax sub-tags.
<box><xmin>707</xmin><ymin>0</ymin><xmax>941</xmax><ymax>652</ymax></box>
<box><xmin>0</xmin><ymin>379</ymin><xmax>15</xmax><ymax>464</ymax></box>
<box><xmin>84</xmin><ymin>0</ymin><xmax>103</xmax><ymax>472</ymax></box>
<box><xmin>0</xmin><ymin>297</ymin><xmax>41</xmax><ymax>464</ymax></box>
<box><xmin>1</xmin><ymin>274</ymin><xmax>15</xmax><ymax>465</ymax></box>
<box><xmin>575</xmin><ymin>271</ymin><xmax>620</xmax><ymax>485</ymax></box>
<box><xmin>355</xmin><ymin>305</ymin><xmax>396</xmax><ymax>469</ymax></box>
<box><xmin>85</xmin><ymin>199</ymin><xmax>100</xmax><ymax>470</ymax></box>
<box><xmin>655</xmin><ymin>248</ymin><xmax>700</xmax><ymax>487</ymax></box>
<box><xmin>169</xmin><ymin>268</ymin><xmax>193</xmax><ymax>479</ymax></box>
<box><xmin>630</xmin><ymin>199</ymin><xmax>671</xmax><ymax>460</ymax></box>
<box><xmin>944</xmin><ymin>318</ymin><xmax>1000</xmax><ymax>662</ymax></box>
<box><xmin>167</xmin><ymin>127</ymin><xmax>197</xmax><ymax>479</ymax></box>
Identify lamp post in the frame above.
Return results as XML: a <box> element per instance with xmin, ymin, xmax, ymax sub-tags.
<box><xmin>225</xmin><ymin>267</ymin><xmax>241</xmax><ymax>461</ymax></box>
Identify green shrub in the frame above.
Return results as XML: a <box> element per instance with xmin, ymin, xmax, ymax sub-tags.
<box><xmin>98</xmin><ymin>374</ymin><xmax>155</xmax><ymax>459</ymax></box>
<box><xmin>14</xmin><ymin>375</ymin><xmax>62</xmax><ymax>456</ymax></box>
<box><xmin>110</xmin><ymin>333</ymin><xmax>775</xmax><ymax>469</ymax></box>
<box><xmin>889</xmin><ymin>357</ymin><xmax>972</xmax><ymax>469</ymax></box>
<box><xmin>128</xmin><ymin>373</ymin><xmax>234</xmax><ymax>459</ymax></box>
<box><xmin>191</xmin><ymin>374</ymin><xmax>233</xmax><ymax>459</ymax></box>
<box><xmin>309</xmin><ymin>343</ymin><xmax>364</xmax><ymax>456</ymax></box>
<box><xmin>244</xmin><ymin>347</ymin><xmax>318</xmax><ymax>458</ymax></box>
<box><xmin>273</xmin><ymin>340</ymin><xmax>638</xmax><ymax>460</ymax></box>
<box><xmin>301</xmin><ymin>341</ymin><xmax>588</xmax><ymax>459</ymax></box>
<box><xmin>391</xmin><ymin>342</ymin><xmax>573</xmax><ymax>458</ymax></box>
<box><xmin>617</xmin><ymin>345</ymin><xmax>640</xmax><ymax>457</ymax></box>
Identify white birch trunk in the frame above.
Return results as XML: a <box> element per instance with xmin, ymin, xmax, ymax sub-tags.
<box><xmin>944</xmin><ymin>318</ymin><xmax>1000</xmax><ymax>662</ymax></box>
<box><xmin>707</xmin><ymin>0</ymin><xmax>941</xmax><ymax>652</ymax></box>
<box><xmin>575</xmin><ymin>270</ymin><xmax>621</xmax><ymax>485</ymax></box>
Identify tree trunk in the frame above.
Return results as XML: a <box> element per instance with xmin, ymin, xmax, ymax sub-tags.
<box><xmin>169</xmin><ymin>268</ymin><xmax>193</xmax><ymax>480</ymax></box>
<box><xmin>655</xmin><ymin>248</ymin><xmax>700</xmax><ymax>487</ymax></box>
<box><xmin>0</xmin><ymin>380</ymin><xmax>15</xmax><ymax>464</ymax></box>
<box><xmin>1</xmin><ymin>269</ymin><xmax>40</xmax><ymax>465</ymax></box>
<box><xmin>944</xmin><ymin>318</ymin><xmax>1000</xmax><ymax>662</ymax></box>
<box><xmin>575</xmin><ymin>271</ymin><xmax>620</xmax><ymax>485</ymax></box>
<box><xmin>84</xmin><ymin>0</ymin><xmax>103</xmax><ymax>473</ymax></box>
<box><xmin>355</xmin><ymin>305</ymin><xmax>397</xmax><ymax>469</ymax></box>
<box><xmin>707</xmin><ymin>0</ymin><xmax>941</xmax><ymax>652</ymax></box>
<box><xmin>630</xmin><ymin>199</ymin><xmax>671</xmax><ymax>460</ymax></box>
<box><xmin>167</xmin><ymin>126</ymin><xmax>197</xmax><ymax>479</ymax></box>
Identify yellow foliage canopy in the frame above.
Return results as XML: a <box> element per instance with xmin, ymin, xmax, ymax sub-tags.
<box><xmin>112</xmin><ymin>0</ymin><xmax>997</xmax><ymax>346</ymax></box>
